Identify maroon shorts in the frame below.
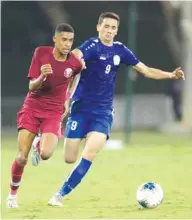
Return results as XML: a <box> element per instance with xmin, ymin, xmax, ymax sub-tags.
<box><xmin>17</xmin><ymin>107</ymin><xmax>64</xmax><ymax>138</ymax></box>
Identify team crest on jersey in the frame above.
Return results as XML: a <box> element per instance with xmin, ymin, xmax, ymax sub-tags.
<box><xmin>64</xmin><ymin>68</ymin><xmax>73</xmax><ymax>78</ymax></box>
<box><xmin>113</xmin><ymin>55</ymin><xmax>120</xmax><ymax>65</ymax></box>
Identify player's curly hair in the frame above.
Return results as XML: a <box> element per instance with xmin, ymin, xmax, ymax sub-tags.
<box><xmin>98</xmin><ymin>12</ymin><xmax>120</xmax><ymax>26</ymax></box>
<box><xmin>55</xmin><ymin>23</ymin><xmax>74</xmax><ymax>34</ymax></box>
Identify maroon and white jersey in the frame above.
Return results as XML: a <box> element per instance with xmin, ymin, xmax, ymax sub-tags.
<box><xmin>23</xmin><ymin>46</ymin><xmax>82</xmax><ymax>116</ymax></box>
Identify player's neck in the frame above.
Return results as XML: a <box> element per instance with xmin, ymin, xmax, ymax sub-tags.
<box><xmin>53</xmin><ymin>48</ymin><xmax>68</xmax><ymax>62</ymax></box>
<box><xmin>99</xmin><ymin>37</ymin><xmax>113</xmax><ymax>47</ymax></box>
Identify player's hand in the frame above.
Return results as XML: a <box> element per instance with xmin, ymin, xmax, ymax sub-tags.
<box><xmin>40</xmin><ymin>64</ymin><xmax>53</xmax><ymax>76</ymax></box>
<box><xmin>171</xmin><ymin>67</ymin><xmax>185</xmax><ymax>80</ymax></box>
<box><xmin>61</xmin><ymin>100</ymin><xmax>70</xmax><ymax>120</ymax></box>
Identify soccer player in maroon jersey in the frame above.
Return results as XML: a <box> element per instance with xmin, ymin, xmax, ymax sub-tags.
<box><xmin>6</xmin><ymin>23</ymin><xmax>83</xmax><ymax>208</ymax></box>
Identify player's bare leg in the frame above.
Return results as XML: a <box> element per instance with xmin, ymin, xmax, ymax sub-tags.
<box><xmin>32</xmin><ymin>133</ymin><xmax>58</xmax><ymax>166</ymax></box>
<box><xmin>40</xmin><ymin>133</ymin><xmax>58</xmax><ymax>159</ymax></box>
<box><xmin>7</xmin><ymin>129</ymin><xmax>36</xmax><ymax>208</ymax></box>
<box><xmin>82</xmin><ymin>132</ymin><xmax>106</xmax><ymax>161</ymax></box>
<box><xmin>64</xmin><ymin>138</ymin><xmax>82</xmax><ymax>163</ymax></box>
<box><xmin>48</xmin><ymin>132</ymin><xmax>106</xmax><ymax>207</ymax></box>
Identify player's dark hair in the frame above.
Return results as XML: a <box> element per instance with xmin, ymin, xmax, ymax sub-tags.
<box><xmin>55</xmin><ymin>23</ymin><xmax>74</xmax><ymax>34</ymax></box>
<box><xmin>98</xmin><ymin>12</ymin><xmax>120</xmax><ymax>25</ymax></box>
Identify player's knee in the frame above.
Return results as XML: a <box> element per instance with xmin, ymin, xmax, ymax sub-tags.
<box><xmin>64</xmin><ymin>146</ymin><xmax>79</xmax><ymax>164</ymax></box>
<box><xmin>64</xmin><ymin>156</ymin><xmax>76</xmax><ymax>164</ymax></box>
<box><xmin>40</xmin><ymin>151</ymin><xmax>53</xmax><ymax>160</ymax></box>
<box><xmin>64</xmin><ymin>152</ymin><xmax>77</xmax><ymax>163</ymax></box>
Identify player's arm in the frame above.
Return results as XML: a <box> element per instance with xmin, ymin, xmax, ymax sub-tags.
<box><xmin>133</xmin><ymin>62</ymin><xmax>184</xmax><ymax>80</ymax></box>
<box><xmin>28</xmin><ymin>48</ymin><xmax>53</xmax><ymax>91</ymax></box>
<box><xmin>62</xmin><ymin>47</ymin><xmax>86</xmax><ymax>119</ymax></box>
<box><xmin>29</xmin><ymin>77</ymin><xmax>44</xmax><ymax>91</ymax></box>
<box><xmin>121</xmin><ymin>44</ymin><xmax>184</xmax><ymax>80</ymax></box>
<box><xmin>71</xmin><ymin>49</ymin><xmax>86</xmax><ymax>70</ymax></box>
<box><xmin>62</xmin><ymin>76</ymin><xmax>79</xmax><ymax>119</ymax></box>
<box><xmin>72</xmin><ymin>38</ymin><xmax>96</xmax><ymax>63</ymax></box>
<box><xmin>65</xmin><ymin>76</ymin><xmax>76</xmax><ymax>101</ymax></box>
<box><xmin>29</xmin><ymin>64</ymin><xmax>53</xmax><ymax>91</ymax></box>
<box><xmin>65</xmin><ymin>74</ymin><xmax>80</xmax><ymax>103</ymax></box>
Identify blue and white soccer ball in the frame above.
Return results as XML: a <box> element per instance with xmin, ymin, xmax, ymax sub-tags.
<box><xmin>136</xmin><ymin>182</ymin><xmax>164</xmax><ymax>208</ymax></box>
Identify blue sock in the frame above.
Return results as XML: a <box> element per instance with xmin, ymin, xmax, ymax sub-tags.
<box><xmin>59</xmin><ymin>157</ymin><xmax>92</xmax><ymax>197</ymax></box>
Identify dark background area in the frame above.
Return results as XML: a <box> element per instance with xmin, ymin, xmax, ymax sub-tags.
<box><xmin>2</xmin><ymin>1</ymin><xmax>176</xmax><ymax>97</ymax></box>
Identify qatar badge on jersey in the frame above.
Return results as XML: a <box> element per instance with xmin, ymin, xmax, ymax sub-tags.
<box><xmin>64</xmin><ymin>68</ymin><xmax>73</xmax><ymax>78</ymax></box>
<box><xmin>113</xmin><ymin>55</ymin><xmax>120</xmax><ymax>66</ymax></box>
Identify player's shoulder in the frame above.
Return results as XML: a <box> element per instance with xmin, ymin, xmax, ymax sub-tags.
<box><xmin>113</xmin><ymin>41</ymin><xmax>133</xmax><ymax>55</ymax></box>
<box><xmin>82</xmin><ymin>37</ymin><xmax>99</xmax><ymax>47</ymax></box>
<box><xmin>113</xmin><ymin>41</ymin><xmax>126</xmax><ymax>49</ymax></box>
<box><xmin>33</xmin><ymin>46</ymin><xmax>53</xmax><ymax>56</ymax></box>
<box><xmin>78</xmin><ymin>37</ymin><xmax>98</xmax><ymax>54</ymax></box>
<box><xmin>86</xmin><ymin>37</ymin><xmax>99</xmax><ymax>44</ymax></box>
<box><xmin>68</xmin><ymin>52</ymin><xmax>82</xmax><ymax>69</ymax></box>
<box><xmin>35</xmin><ymin>46</ymin><xmax>53</xmax><ymax>53</ymax></box>
<box><xmin>69</xmin><ymin>52</ymin><xmax>81</xmax><ymax>63</ymax></box>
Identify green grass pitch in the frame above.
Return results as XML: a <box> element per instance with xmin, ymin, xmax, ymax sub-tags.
<box><xmin>1</xmin><ymin>131</ymin><xmax>192</xmax><ymax>219</ymax></box>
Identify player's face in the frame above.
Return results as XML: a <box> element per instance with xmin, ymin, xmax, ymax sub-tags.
<box><xmin>53</xmin><ymin>32</ymin><xmax>74</xmax><ymax>55</ymax></box>
<box><xmin>97</xmin><ymin>18</ymin><xmax>118</xmax><ymax>44</ymax></box>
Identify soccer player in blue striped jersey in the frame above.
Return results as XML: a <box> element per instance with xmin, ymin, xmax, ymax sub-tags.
<box><xmin>48</xmin><ymin>12</ymin><xmax>184</xmax><ymax>207</ymax></box>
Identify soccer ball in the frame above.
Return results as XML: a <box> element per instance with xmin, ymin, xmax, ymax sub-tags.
<box><xmin>136</xmin><ymin>182</ymin><xmax>164</xmax><ymax>208</ymax></box>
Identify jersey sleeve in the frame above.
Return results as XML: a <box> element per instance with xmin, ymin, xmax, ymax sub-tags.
<box><xmin>27</xmin><ymin>47</ymin><xmax>41</xmax><ymax>79</ymax></box>
<box><xmin>74</xmin><ymin>59</ymin><xmax>83</xmax><ymax>75</ymax></box>
<box><xmin>121</xmin><ymin>45</ymin><xmax>139</xmax><ymax>66</ymax></box>
<box><xmin>77</xmin><ymin>39</ymin><xmax>96</xmax><ymax>61</ymax></box>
